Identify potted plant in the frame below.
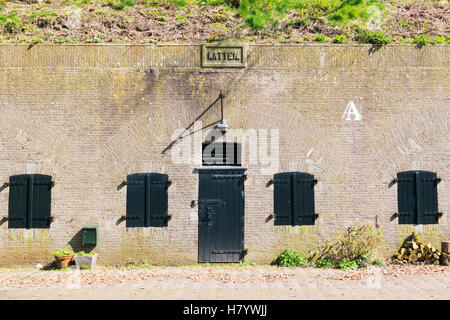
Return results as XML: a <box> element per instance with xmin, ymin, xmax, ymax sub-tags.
<box><xmin>74</xmin><ymin>251</ymin><xmax>98</xmax><ymax>270</ymax></box>
<box><xmin>53</xmin><ymin>248</ymin><xmax>74</xmax><ymax>269</ymax></box>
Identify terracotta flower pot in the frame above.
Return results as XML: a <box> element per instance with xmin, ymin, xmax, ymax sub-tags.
<box><xmin>54</xmin><ymin>254</ymin><xmax>74</xmax><ymax>268</ymax></box>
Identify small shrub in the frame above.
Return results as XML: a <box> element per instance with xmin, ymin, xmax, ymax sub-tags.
<box><xmin>31</xmin><ymin>37</ymin><xmax>43</xmax><ymax>44</ymax></box>
<box><xmin>337</xmin><ymin>258</ymin><xmax>358</xmax><ymax>270</ymax></box>
<box><xmin>76</xmin><ymin>251</ymin><xmax>95</xmax><ymax>256</ymax></box>
<box><xmin>317</xmin><ymin>223</ymin><xmax>384</xmax><ymax>265</ymax></box>
<box><xmin>314</xmin><ymin>34</ymin><xmax>327</xmax><ymax>42</ymax></box>
<box><xmin>52</xmin><ymin>248</ymin><xmax>74</xmax><ymax>258</ymax></box>
<box><xmin>54</xmin><ymin>36</ymin><xmax>77</xmax><ymax>44</ymax></box>
<box><xmin>72</xmin><ymin>0</ymin><xmax>90</xmax><ymax>7</ymax></box>
<box><xmin>123</xmin><ymin>258</ymin><xmax>151</xmax><ymax>268</ymax></box>
<box><xmin>358</xmin><ymin>31</ymin><xmax>392</xmax><ymax>45</ymax></box>
<box><xmin>333</xmin><ymin>34</ymin><xmax>347</xmax><ymax>44</ymax></box>
<box><xmin>0</xmin><ymin>13</ymin><xmax>22</xmax><ymax>34</ymax></box>
<box><xmin>432</xmin><ymin>36</ymin><xmax>447</xmax><ymax>44</ymax></box>
<box><xmin>411</xmin><ymin>34</ymin><xmax>430</xmax><ymax>47</ymax></box>
<box><xmin>372</xmin><ymin>259</ymin><xmax>385</xmax><ymax>267</ymax></box>
<box><xmin>355</xmin><ymin>254</ymin><xmax>369</xmax><ymax>268</ymax></box>
<box><xmin>86</xmin><ymin>35</ymin><xmax>102</xmax><ymax>43</ymax></box>
<box><xmin>328</xmin><ymin>0</ymin><xmax>384</xmax><ymax>26</ymax></box>
<box><xmin>315</xmin><ymin>259</ymin><xmax>334</xmax><ymax>268</ymax></box>
<box><xmin>80</xmin><ymin>265</ymin><xmax>89</xmax><ymax>270</ymax></box>
<box><xmin>113</xmin><ymin>0</ymin><xmax>133</xmax><ymax>10</ymax></box>
<box><xmin>276</xmin><ymin>249</ymin><xmax>308</xmax><ymax>267</ymax></box>
<box><xmin>411</xmin><ymin>35</ymin><xmax>449</xmax><ymax>47</ymax></box>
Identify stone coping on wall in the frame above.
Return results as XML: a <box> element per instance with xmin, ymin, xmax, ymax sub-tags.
<box><xmin>0</xmin><ymin>44</ymin><xmax>447</xmax><ymax>70</ymax></box>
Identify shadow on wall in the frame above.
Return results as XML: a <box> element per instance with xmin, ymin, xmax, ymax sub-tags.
<box><xmin>68</xmin><ymin>229</ymin><xmax>95</xmax><ymax>254</ymax></box>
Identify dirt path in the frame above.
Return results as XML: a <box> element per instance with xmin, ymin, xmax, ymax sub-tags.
<box><xmin>0</xmin><ymin>265</ymin><xmax>448</xmax><ymax>300</ymax></box>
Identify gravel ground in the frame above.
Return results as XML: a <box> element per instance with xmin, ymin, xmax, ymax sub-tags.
<box><xmin>0</xmin><ymin>265</ymin><xmax>448</xmax><ymax>300</ymax></box>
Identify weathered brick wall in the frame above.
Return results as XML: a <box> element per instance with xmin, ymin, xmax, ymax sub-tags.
<box><xmin>0</xmin><ymin>44</ymin><xmax>448</xmax><ymax>265</ymax></box>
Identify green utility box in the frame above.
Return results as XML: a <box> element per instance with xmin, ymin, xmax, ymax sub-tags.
<box><xmin>81</xmin><ymin>226</ymin><xmax>97</xmax><ymax>246</ymax></box>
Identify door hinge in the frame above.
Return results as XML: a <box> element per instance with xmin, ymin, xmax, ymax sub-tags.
<box><xmin>297</xmin><ymin>214</ymin><xmax>319</xmax><ymax>220</ymax></box>
<box><xmin>3</xmin><ymin>217</ymin><xmax>25</xmax><ymax>221</ymax></box>
<box><xmin>394</xmin><ymin>212</ymin><xmax>415</xmax><ymax>217</ymax></box>
<box><xmin>32</xmin><ymin>216</ymin><xmax>54</xmax><ymax>222</ymax></box>
<box><xmin>423</xmin><ymin>212</ymin><xmax>442</xmax><ymax>217</ymax></box>
<box><xmin>121</xmin><ymin>215</ymin><xmax>143</xmax><ymax>220</ymax></box>
<box><xmin>149</xmin><ymin>215</ymin><xmax>172</xmax><ymax>221</ymax></box>
<box><xmin>192</xmin><ymin>199</ymin><xmax>226</xmax><ymax>207</ymax></box>
<box><xmin>296</xmin><ymin>179</ymin><xmax>318</xmax><ymax>185</ymax></box>
<box><xmin>393</xmin><ymin>178</ymin><xmax>413</xmax><ymax>184</ymax></box>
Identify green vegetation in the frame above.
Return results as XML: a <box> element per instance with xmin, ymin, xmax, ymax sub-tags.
<box><xmin>355</xmin><ymin>254</ymin><xmax>369</xmax><ymax>268</ymax></box>
<box><xmin>238</xmin><ymin>261</ymin><xmax>256</xmax><ymax>266</ymax></box>
<box><xmin>238</xmin><ymin>0</ymin><xmax>386</xmax><ymax>29</ymax></box>
<box><xmin>314</xmin><ymin>223</ymin><xmax>384</xmax><ymax>269</ymax></box>
<box><xmin>315</xmin><ymin>259</ymin><xmax>334</xmax><ymax>268</ymax></box>
<box><xmin>86</xmin><ymin>35</ymin><xmax>102</xmax><ymax>43</ymax></box>
<box><xmin>337</xmin><ymin>258</ymin><xmax>358</xmax><ymax>270</ymax></box>
<box><xmin>314</xmin><ymin>34</ymin><xmax>327</xmax><ymax>42</ymax></box>
<box><xmin>76</xmin><ymin>251</ymin><xmax>96</xmax><ymax>256</ymax></box>
<box><xmin>328</xmin><ymin>0</ymin><xmax>384</xmax><ymax>26</ymax></box>
<box><xmin>198</xmin><ymin>0</ymin><xmax>226</xmax><ymax>5</ymax></box>
<box><xmin>0</xmin><ymin>12</ymin><xmax>21</xmax><ymax>34</ymax></box>
<box><xmin>333</xmin><ymin>34</ymin><xmax>348</xmax><ymax>43</ymax></box>
<box><xmin>371</xmin><ymin>259</ymin><xmax>385</xmax><ymax>267</ymax></box>
<box><xmin>54</xmin><ymin>36</ymin><xmax>78</xmax><ymax>44</ymax></box>
<box><xmin>80</xmin><ymin>265</ymin><xmax>89</xmax><ymax>270</ymax></box>
<box><xmin>358</xmin><ymin>30</ymin><xmax>392</xmax><ymax>45</ymax></box>
<box><xmin>0</xmin><ymin>0</ymin><xmax>446</xmax><ymax>43</ymax></box>
<box><xmin>275</xmin><ymin>249</ymin><xmax>308</xmax><ymax>267</ymax></box>
<box><xmin>411</xmin><ymin>34</ymin><xmax>449</xmax><ymax>47</ymax></box>
<box><xmin>121</xmin><ymin>258</ymin><xmax>152</xmax><ymax>268</ymax></box>
<box><xmin>52</xmin><ymin>248</ymin><xmax>74</xmax><ymax>258</ymax></box>
<box><xmin>72</xmin><ymin>0</ymin><xmax>91</xmax><ymax>7</ymax></box>
<box><xmin>113</xmin><ymin>0</ymin><xmax>134</xmax><ymax>10</ymax></box>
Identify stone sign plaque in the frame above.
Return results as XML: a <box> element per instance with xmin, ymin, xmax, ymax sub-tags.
<box><xmin>201</xmin><ymin>44</ymin><xmax>246</xmax><ymax>68</ymax></box>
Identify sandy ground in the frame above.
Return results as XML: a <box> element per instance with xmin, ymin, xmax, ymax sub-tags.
<box><xmin>0</xmin><ymin>265</ymin><xmax>448</xmax><ymax>300</ymax></box>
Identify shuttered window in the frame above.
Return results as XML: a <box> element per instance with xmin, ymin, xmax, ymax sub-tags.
<box><xmin>397</xmin><ymin>171</ymin><xmax>441</xmax><ymax>225</ymax></box>
<box><xmin>125</xmin><ymin>173</ymin><xmax>170</xmax><ymax>227</ymax></box>
<box><xmin>8</xmin><ymin>174</ymin><xmax>53</xmax><ymax>229</ymax></box>
<box><xmin>273</xmin><ymin>172</ymin><xmax>317</xmax><ymax>226</ymax></box>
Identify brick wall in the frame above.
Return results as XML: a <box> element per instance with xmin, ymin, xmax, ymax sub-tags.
<box><xmin>0</xmin><ymin>44</ymin><xmax>448</xmax><ymax>265</ymax></box>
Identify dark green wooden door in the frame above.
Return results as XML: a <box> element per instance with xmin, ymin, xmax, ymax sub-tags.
<box><xmin>198</xmin><ymin>168</ymin><xmax>246</xmax><ymax>263</ymax></box>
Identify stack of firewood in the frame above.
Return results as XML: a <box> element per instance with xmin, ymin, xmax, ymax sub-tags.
<box><xmin>393</xmin><ymin>232</ymin><xmax>442</xmax><ymax>265</ymax></box>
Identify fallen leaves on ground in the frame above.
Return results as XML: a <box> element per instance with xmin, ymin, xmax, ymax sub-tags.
<box><xmin>0</xmin><ymin>265</ymin><xmax>447</xmax><ymax>288</ymax></box>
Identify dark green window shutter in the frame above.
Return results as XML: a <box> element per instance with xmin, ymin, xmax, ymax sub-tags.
<box><xmin>148</xmin><ymin>173</ymin><xmax>169</xmax><ymax>227</ymax></box>
<box><xmin>416</xmin><ymin>171</ymin><xmax>439</xmax><ymax>225</ymax></box>
<box><xmin>397</xmin><ymin>171</ymin><xmax>416</xmax><ymax>224</ymax></box>
<box><xmin>8</xmin><ymin>175</ymin><xmax>28</xmax><ymax>229</ymax></box>
<box><xmin>273</xmin><ymin>172</ymin><xmax>292</xmax><ymax>225</ymax></box>
<box><xmin>31</xmin><ymin>174</ymin><xmax>52</xmax><ymax>229</ymax></box>
<box><xmin>126</xmin><ymin>173</ymin><xmax>146</xmax><ymax>227</ymax></box>
<box><xmin>292</xmin><ymin>172</ymin><xmax>316</xmax><ymax>226</ymax></box>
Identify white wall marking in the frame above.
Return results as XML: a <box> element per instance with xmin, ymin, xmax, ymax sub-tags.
<box><xmin>342</xmin><ymin>101</ymin><xmax>362</xmax><ymax>121</ymax></box>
